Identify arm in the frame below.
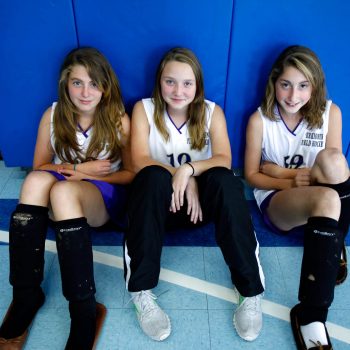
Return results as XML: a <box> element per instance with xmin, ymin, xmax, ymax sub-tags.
<box><xmin>325</xmin><ymin>103</ymin><xmax>342</xmax><ymax>150</ymax></box>
<box><xmin>61</xmin><ymin>114</ymin><xmax>135</xmax><ymax>185</ymax></box>
<box><xmin>171</xmin><ymin>105</ymin><xmax>231</xmax><ymax>213</ymax></box>
<box><xmin>244</xmin><ymin>111</ymin><xmax>296</xmax><ymax>190</ymax></box>
<box><xmin>131</xmin><ymin>100</ymin><xmax>176</xmax><ymax>174</ymax></box>
<box><xmin>33</xmin><ymin>107</ymin><xmax>62</xmax><ymax>171</ymax></box>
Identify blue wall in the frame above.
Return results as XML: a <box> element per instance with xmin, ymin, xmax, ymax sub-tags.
<box><xmin>0</xmin><ymin>0</ymin><xmax>349</xmax><ymax>167</ymax></box>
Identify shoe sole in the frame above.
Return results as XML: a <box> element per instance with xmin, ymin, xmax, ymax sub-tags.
<box><xmin>92</xmin><ymin>302</ymin><xmax>107</xmax><ymax>350</ymax></box>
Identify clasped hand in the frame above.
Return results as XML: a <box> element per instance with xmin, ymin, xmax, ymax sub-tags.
<box><xmin>170</xmin><ymin>164</ymin><xmax>203</xmax><ymax>224</ymax></box>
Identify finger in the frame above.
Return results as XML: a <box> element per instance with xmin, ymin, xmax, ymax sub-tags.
<box><xmin>170</xmin><ymin>192</ymin><xmax>177</xmax><ymax>212</ymax></box>
<box><xmin>199</xmin><ymin>206</ymin><xmax>203</xmax><ymax>222</ymax></box>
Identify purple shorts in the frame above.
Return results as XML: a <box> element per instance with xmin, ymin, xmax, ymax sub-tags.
<box><xmin>43</xmin><ymin>170</ymin><xmax>127</xmax><ymax>227</ymax></box>
<box><xmin>259</xmin><ymin>190</ymin><xmax>289</xmax><ymax>235</ymax></box>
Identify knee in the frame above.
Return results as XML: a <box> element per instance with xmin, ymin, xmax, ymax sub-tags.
<box><xmin>312</xmin><ymin>148</ymin><xmax>349</xmax><ymax>183</ymax></box>
<box><xmin>204</xmin><ymin>167</ymin><xmax>243</xmax><ymax>191</ymax></box>
<box><xmin>311</xmin><ymin>187</ymin><xmax>341</xmax><ymax>219</ymax></box>
<box><xmin>135</xmin><ymin>165</ymin><xmax>172</xmax><ymax>188</ymax></box>
<box><xmin>20</xmin><ymin>171</ymin><xmax>56</xmax><ymax>198</ymax></box>
<box><xmin>50</xmin><ymin>181</ymin><xmax>79</xmax><ymax>206</ymax></box>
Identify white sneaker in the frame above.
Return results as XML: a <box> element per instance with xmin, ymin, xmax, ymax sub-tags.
<box><xmin>130</xmin><ymin>290</ymin><xmax>171</xmax><ymax>341</ymax></box>
<box><xmin>233</xmin><ymin>290</ymin><xmax>262</xmax><ymax>341</ymax></box>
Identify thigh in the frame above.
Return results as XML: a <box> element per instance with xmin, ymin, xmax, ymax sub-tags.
<box><xmin>267</xmin><ymin>186</ymin><xmax>337</xmax><ymax>231</ymax></box>
<box><xmin>50</xmin><ymin>180</ymin><xmax>109</xmax><ymax>227</ymax></box>
<box><xmin>20</xmin><ymin>170</ymin><xmax>58</xmax><ymax>206</ymax></box>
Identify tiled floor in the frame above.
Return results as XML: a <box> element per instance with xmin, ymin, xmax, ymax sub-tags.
<box><xmin>0</xmin><ymin>161</ymin><xmax>349</xmax><ymax>349</ymax></box>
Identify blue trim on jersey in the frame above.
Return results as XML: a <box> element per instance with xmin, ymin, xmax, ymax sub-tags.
<box><xmin>166</xmin><ymin>109</ymin><xmax>187</xmax><ymax>134</ymax></box>
<box><xmin>77</xmin><ymin>123</ymin><xmax>92</xmax><ymax>138</ymax></box>
<box><xmin>276</xmin><ymin>105</ymin><xmax>304</xmax><ymax>136</ymax></box>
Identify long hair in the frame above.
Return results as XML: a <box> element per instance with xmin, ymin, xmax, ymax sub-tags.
<box><xmin>152</xmin><ymin>47</ymin><xmax>207</xmax><ymax>150</ymax></box>
<box><xmin>53</xmin><ymin>47</ymin><xmax>125</xmax><ymax>163</ymax></box>
<box><xmin>261</xmin><ymin>45</ymin><xmax>327</xmax><ymax>129</ymax></box>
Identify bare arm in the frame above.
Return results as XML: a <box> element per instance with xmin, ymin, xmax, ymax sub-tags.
<box><xmin>244</xmin><ymin>111</ymin><xmax>295</xmax><ymax>190</ymax></box>
<box><xmin>131</xmin><ymin>100</ymin><xmax>176</xmax><ymax>174</ymax></box>
<box><xmin>33</xmin><ymin>107</ymin><xmax>62</xmax><ymax>171</ymax></box>
<box><xmin>325</xmin><ymin>103</ymin><xmax>342</xmax><ymax>150</ymax></box>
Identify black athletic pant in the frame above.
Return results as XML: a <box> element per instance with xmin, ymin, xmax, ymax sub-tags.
<box><xmin>124</xmin><ymin>165</ymin><xmax>264</xmax><ymax>297</ymax></box>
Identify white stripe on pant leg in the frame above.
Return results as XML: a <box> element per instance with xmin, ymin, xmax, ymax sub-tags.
<box><xmin>254</xmin><ymin>231</ymin><xmax>265</xmax><ymax>290</ymax></box>
<box><xmin>124</xmin><ymin>240</ymin><xmax>131</xmax><ymax>291</ymax></box>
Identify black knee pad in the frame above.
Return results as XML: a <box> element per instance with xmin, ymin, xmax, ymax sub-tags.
<box><xmin>298</xmin><ymin>216</ymin><xmax>342</xmax><ymax>322</ymax></box>
<box><xmin>9</xmin><ymin>204</ymin><xmax>48</xmax><ymax>288</ymax></box>
<box><xmin>55</xmin><ymin>217</ymin><xmax>96</xmax><ymax>302</ymax></box>
<box><xmin>319</xmin><ymin>178</ymin><xmax>350</xmax><ymax>235</ymax></box>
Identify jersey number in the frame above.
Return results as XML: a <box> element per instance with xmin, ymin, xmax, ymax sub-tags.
<box><xmin>167</xmin><ymin>153</ymin><xmax>191</xmax><ymax>167</ymax></box>
<box><xmin>284</xmin><ymin>154</ymin><xmax>304</xmax><ymax>169</ymax></box>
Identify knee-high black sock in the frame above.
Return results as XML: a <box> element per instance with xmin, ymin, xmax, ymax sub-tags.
<box><xmin>0</xmin><ymin>204</ymin><xmax>47</xmax><ymax>339</ymax></box>
<box><xmin>298</xmin><ymin>217</ymin><xmax>343</xmax><ymax>324</ymax></box>
<box><xmin>55</xmin><ymin>217</ymin><xmax>96</xmax><ymax>350</ymax></box>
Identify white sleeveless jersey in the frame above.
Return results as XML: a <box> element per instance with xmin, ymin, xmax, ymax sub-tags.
<box><xmin>142</xmin><ymin>98</ymin><xmax>213</xmax><ymax>167</ymax></box>
<box><xmin>50</xmin><ymin>102</ymin><xmax>121</xmax><ymax>172</ymax></box>
<box><xmin>254</xmin><ymin>100</ymin><xmax>331</xmax><ymax>208</ymax></box>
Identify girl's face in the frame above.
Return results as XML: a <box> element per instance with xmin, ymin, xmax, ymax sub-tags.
<box><xmin>67</xmin><ymin>65</ymin><xmax>102</xmax><ymax>116</ymax></box>
<box><xmin>160</xmin><ymin>61</ymin><xmax>196</xmax><ymax>114</ymax></box>
<box><xmin>275</xmin><ymin>65</ymin><xmax>312</xmax><ymax>117</ymax></box>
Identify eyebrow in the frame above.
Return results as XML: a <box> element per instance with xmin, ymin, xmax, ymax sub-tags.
<box><xmin>163</xmin><ymin>76</ymin><xmax>195</xmax><ymax>82</ymax></box>
<box><xmin>279</xmin><ymin>78</ymin><xmax>309</xmax><ymax>84</ymax></box>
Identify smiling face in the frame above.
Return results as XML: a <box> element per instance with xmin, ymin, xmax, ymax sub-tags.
<box><xmin>67</xmin><ymin>64</ymin><xmax>103</xmax><ymax>116</ymax></box>
<box><xmin>160</xmin><ymin>60</ymin><xmax>197</xmax><ymax>114</ymax></box>
<box><xmin>275</xmin><ymin>65</ymin><xmax>312</xmax><ymax>118</ymax></box>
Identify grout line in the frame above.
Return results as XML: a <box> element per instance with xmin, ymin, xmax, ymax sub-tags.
<box><xmin>0</xmin><ymin>231</ymin><xmax>349</xmax><ymax>344</ymax></box>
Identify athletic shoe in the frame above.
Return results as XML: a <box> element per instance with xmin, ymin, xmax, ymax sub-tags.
<box><xmin>233</xmin><ymin>290</ymin><xmax>262</xmax><ymax>341</ymax></box>
<box><xmin>290</xmin><ymin>304</ymin><xmax>333</xmax><ymax>350</ymax></box>
<box><xmin>130</xmin><ymin>290</ymin><xmax>171</xmax><ymax>341</ymax></box>
<box><xmin>336</xmin><ymin>244</ymin><xmax>347</xmax><ymax>285</ymax></box>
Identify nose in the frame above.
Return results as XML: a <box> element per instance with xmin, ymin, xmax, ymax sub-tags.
<box><xmin>174</xmin><ymin>84</ymin><xmax>182</xmax><ymax>96</ymax></box>
<box><xmin>81</xmin><ymin>85</ymin><xmax>89</xmax><ymax>97</ymax></box>
<box><xmin>288</xmin><ymin>87</ymin><xmax>298</xmax><ymax>101</ymax></box>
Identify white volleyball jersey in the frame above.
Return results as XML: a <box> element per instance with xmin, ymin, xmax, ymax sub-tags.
<box><xmin>254</xmin><ymin>100</ymin><xmax>331</xmax><ymax>208</ymax></box>
<box><xmin>142</xmin><ymin>98</ymin><xmax>214</xmax><ymax>167</ymax></box>
<box><xmin>50</xmin><ymin>102</ymin><xmax>121</xmax><ymax>172</ymax></box>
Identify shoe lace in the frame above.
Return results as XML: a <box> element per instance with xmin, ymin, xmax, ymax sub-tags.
<box><xmin>241</xmin><ymin>295</ymin><xmax>261</xmax><ymax>315</ymax></box>
<box><xmin>309</xmin><ymin>339</ymin><xmax>326</xmax><ymax>349</ymax></box>
<box><xmin>130</xmin><ymin>290</ymin><xmax>159</xmax><ymax>320</ymax></box>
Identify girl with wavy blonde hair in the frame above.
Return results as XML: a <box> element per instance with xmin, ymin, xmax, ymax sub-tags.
<box><xmin>0</xmin><ymin>47</ymin><xmax>133</xmax><ymax>349</ymax></box>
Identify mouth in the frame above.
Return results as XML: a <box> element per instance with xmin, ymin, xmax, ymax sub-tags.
<box><xmin>79</xmin><ymin>100</ymin><xmax>92</xmax><ymax>105</ymax></box>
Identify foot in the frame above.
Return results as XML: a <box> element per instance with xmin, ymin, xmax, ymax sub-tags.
<box><xmin>0</xmin><ymin>288</ymin><xmax>45</xmax><ymax>340</ymax></box>
<box><xmin>233</xmin><ymin>290</ymin><xmax>262</xmax><ymax>341</ymax></box>
<box><xmin>290</xmin><ymin>304</ymin><xmax>333</xmax><ymax>350</ymax></box>
<box><xmin>130</xmin><ymin>290</ymin><xmax>171</xmax><ymax>341</ymax></box>
<box><xmin>336</xmin><ymin>244</ymin><xmax>347</xmax><ymax>285</ymax></box>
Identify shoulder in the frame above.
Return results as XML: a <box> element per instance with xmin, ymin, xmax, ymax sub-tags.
<box><xmin>329</xmin><ymin>102</ymin><xmax>341</xmax><ymax>118</ymax></box>
<box><xmin>120</xmin><ymin>113</ymin><xmax>131</xmax><ymax>132</ymax></box>
<box><xmin>40</xmin><ymin>106</ymin><xmax>53</xmax><ymax>125</ymax></box>
<box><xmin>248</xmin><ymin>110</ymin><xmax>262</xmax><ymax>127</ymax></box>
<box><xmin>132</xmin><ymin>99</ymin><xmax>148</xmax><ymax>115</ymax></box>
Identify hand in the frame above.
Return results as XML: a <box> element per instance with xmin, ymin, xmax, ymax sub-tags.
<box><xmin>260</xmin><ymin>161</ymin><xmax>284</xmax><ymax>178</ymax></box>
<box><xmin>184</xmin><ymin>177</ymin><xmax>203</xmax><ymax>224</ymax></box>
<box><xmin>57</xmin><ymin>168</ymin><xmax>86</xmax><ymax>181</ymax></box>
<box><xmin>170</xmin><ymin>163</ymin><xmax>193</xmax><ymax>212</ymax></box>
<box><xmin>292</xmin><ymin>168</ymin><xmax>311</xmax><ymax>187</ymax></box>
<box><xmin>75</xmin><ymin>160</ymin><xmax>112</xmax><ymax>177</ymax></box>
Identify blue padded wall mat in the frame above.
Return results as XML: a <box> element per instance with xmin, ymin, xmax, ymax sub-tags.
<box><xmin>226</xmin><ymin>0</ymin><xmax>350</xmax><ymax>166</ymax></box>
<box><xmin>0</xmin><ymin>0</ymin><xmax>78</xmax><ymax>166</ymax></box>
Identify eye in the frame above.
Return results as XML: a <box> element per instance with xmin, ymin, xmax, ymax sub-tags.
<box><xmin>165</xmin><ymin>79</ymin><xmax>174</xmax><ymax>86</ymax></box>
<box><xmin>90</xmin><ymin>81</ymin><xmax>99</xmax><ymax>89</ymax></box>
<box><xmin>299</xmin><ymin>82</ymin><xmax>310</xmax><ymax>89</ymax></box>
<box><xmin>72</xmin><ymin>80</ymin><xmax>81</xmax><ymax>87</ymax></box>
<box><xmin>279</xmin><ymin>81</ymin><xmax>290</xmax><ymax>89</ymax></box>
<box><xmin>184</xmin><ymin>81</ymin><xmax>193</xmax><ymax>87</ymax></box>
